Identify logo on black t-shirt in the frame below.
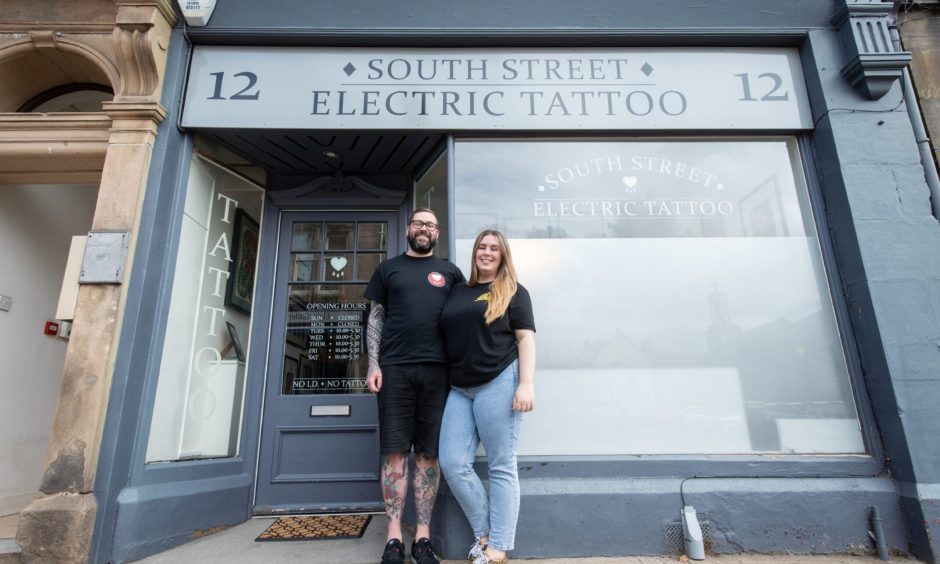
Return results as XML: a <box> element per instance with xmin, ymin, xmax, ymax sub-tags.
<box><xmin>427</xmin><ymin>272</ymin><xmax>446</xmax><ymax>287</ymax></box>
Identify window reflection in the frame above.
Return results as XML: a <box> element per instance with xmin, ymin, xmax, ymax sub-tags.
<box><xmin>358</xmin><ymin>223</ymin><xmax>387</xmax><ymax>250</ymax></box>
<box><xmin>415</xmin><ymin>151</ymin><xmax>450</xmax><ymax>258</ymax></box>
<box><xmin>292</xmin><ymin>222</ymin><xmax>322</xmax><ymax>251</ymax></box>
<box><xmin>356</xmin><ymin>253</ymin><xmax>386</xmax><ymax>281</ymax></box>
<box><xmin>325</xmin><ymin>223</ymin><xmax>355</xmax><ymax>250</ymax></box>
<box><xmin>291</xmin><ymin>253</ymin><xmax>320</xmax><ymax>282</ymax></box>
<box><xmin>455</xmin><ymin>139</ymin><xmax>863</xmax><ymax>455</ymax></box>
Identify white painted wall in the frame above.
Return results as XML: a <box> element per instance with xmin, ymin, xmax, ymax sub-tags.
<box><xmin>0</xmin><ymin>184</ymin><xmax>98</xmax><ymax>516</ymax></box>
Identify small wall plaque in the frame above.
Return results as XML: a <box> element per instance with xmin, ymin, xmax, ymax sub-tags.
<box><xmin>79</xmin><ymin>231</ymin><xmax>130</xmax><ymax>284</ymax></box>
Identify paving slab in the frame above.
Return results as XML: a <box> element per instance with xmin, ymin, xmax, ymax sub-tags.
<box><xmin>132</xmin><ymin>516</ymin><xmax>914</xmax><ymax>564</ymax></box>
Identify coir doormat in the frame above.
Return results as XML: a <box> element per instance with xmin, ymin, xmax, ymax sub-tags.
<box><xmin>255</xmin><ymin>514</ymin><xmax>372</xmax><ymax>542</ymax></box>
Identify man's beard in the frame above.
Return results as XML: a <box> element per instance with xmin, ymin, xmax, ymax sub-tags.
<box><xmin>407</xmin><ymin>231</ymin><xmax>437</xmax><ymax>254</ymax></box>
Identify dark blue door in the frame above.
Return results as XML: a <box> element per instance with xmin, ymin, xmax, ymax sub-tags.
<box><xmin>254</xmin><ymin>211</ymin><xmax>399</xmax><ymax>514</ymax></box>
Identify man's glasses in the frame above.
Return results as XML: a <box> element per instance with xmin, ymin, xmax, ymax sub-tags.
<box><xmin>409</xmin><ymin>220</ymin><xmax>439</xmax><ymax>232</ymax></box>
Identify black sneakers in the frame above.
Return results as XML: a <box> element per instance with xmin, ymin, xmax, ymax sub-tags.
<box><xmin>411</xmin><ymin>537</ymin><xmax>440</xmax><ymax>564</ymax></box>
<box><xmin>381</xmin><ymin>538</ymin><xmax>406</xmax><ymax>564</ymax></box>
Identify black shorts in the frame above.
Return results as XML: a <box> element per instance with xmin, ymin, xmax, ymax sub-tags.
<box><xmin>377</xmin><ymin>362</ymin><xmax>448</xmax><ymax>457</ymax></box>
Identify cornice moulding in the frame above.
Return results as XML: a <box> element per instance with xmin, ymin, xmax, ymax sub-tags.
<box><xmin>101</xmin><ymin>100</ymin><xmax>167</xmax><ymax>123</ymax></box>
<box><xmin>0</xmin><ymin>113</ymin><xmax>113</xmax><ymax>138</ymax></box>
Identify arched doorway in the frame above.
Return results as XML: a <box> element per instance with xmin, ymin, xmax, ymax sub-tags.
<box><xmin>0</xmin><ymin>42</ymin><xmax>113</xmax><ymax>543</ymax></box>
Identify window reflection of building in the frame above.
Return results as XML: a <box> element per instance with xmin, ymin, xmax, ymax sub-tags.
<box><xmin>454</xmin><ymin>138</ymin><xmax>864</xmax><ymax>455</ymax></box>
<box><xmin>566</xmin><ymin>286</ymin><xmax>857</xmax><ymax>453</ymax></box>
<box><xmin>705</xmin><ymin>285</ymin><xmax>742</xmax><ymax>353</ymax></box>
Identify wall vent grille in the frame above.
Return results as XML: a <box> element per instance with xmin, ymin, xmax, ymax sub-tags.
<box><xmin>663</xmin><ymin>516</ymin><xmax>713</xmax><ymax>555</ymax></box>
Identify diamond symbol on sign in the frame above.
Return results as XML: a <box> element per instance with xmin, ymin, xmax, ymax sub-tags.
<box><xmin>343</xmin><ymin>63</ymin><xmax>356</xmax><ymax>76</ymax></box>
<box><xmin>641</xmin><ymin>62</ymin><xmax>654</xmax><ymax>76</ymax></box>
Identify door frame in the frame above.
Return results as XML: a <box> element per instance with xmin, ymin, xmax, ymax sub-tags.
<box><xmin>252</xmin><ymin>205</ymin><xmax>406</xmax><ymax>514</ymax></box>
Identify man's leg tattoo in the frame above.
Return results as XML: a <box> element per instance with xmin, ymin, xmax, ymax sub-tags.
<box><xmin>413</xmin><ymin>454</ymin><xmax>441</xmax><ymax>527</ymax></box>
<box><xmin>383</xmin><ymin>454</ymin><xmax>409</xmax><ymax>522</ymax></box>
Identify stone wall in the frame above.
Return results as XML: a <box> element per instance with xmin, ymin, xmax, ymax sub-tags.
<box><xmin>900</xmin><ymin>3</ymin><xmax>940</xmax><ymax>170</ymax></box>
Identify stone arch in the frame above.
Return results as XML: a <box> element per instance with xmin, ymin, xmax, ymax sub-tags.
<box><xmin>0</xmin><ymin>33</ymin><xmax>120</xmax><ymax>113</ymax></box>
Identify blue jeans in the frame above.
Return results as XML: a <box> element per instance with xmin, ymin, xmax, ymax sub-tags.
<box><xmin>439</xmin><ymin>361</ymin><xmax>522</xmax><ymax>552</ymax></box>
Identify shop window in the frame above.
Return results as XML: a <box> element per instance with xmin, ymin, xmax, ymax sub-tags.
<box><xmin>146</xmin><ymin>154</ymin><xmax>264</xmax><ymax>462</ymax></box>
<box><xmin>414</xmin><ymin>149</ymin><xmax>450</xmax><ymax>259</ymax></box>
<box><xmin>454</xmin><ymin>138</ymin><xmax>864</xmax><ymax>455</ymax></box>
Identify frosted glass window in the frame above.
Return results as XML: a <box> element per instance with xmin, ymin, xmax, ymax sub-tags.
<box><xmin>146</xmin><ymin>155</ymin><xmax>264</xmax><ymax>462</ymax></box>
<box><xmin>454</xmin><ymin>138</ymin><xmax>864</xmax><ymax>455</ymax></box>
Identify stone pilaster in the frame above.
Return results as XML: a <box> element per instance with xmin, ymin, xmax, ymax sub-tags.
<box><xmin>15</xmin><ymin>2</ymin><xmax>174</xmax><ymax>563</ymax></box>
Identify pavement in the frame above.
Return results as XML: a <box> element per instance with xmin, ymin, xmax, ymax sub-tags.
<box><xmin>132</xmin><ymin>515</ymin><xmax>911</xmax><ymax>564</ymax></box>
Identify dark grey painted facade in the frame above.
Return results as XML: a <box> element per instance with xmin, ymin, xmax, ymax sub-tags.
<box><xmin>89</xmin><ymin>1</ymin><xmax>940</xmax><ymax>562</ymax></box>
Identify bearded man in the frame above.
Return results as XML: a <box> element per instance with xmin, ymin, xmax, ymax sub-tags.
<box><xmin>365</xmin><ymin>207</ymin><xmax>465</xmax><ymax>564</ymax></box>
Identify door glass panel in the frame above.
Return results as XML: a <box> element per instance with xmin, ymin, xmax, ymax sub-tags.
<box><xmin>325</xmin><ymin>223</ymin><xmax>355</xmax><ymax>250</ymax></box>
<box><xmin>282</xmin><ymin>219</ymin><xmax>387</xmax><ymax>395</ymax></box>
<box><xmin>358</xmin><ymin>223</ymin><xmax>387</xmax><ymax>250</ymax></box>
<box><xmin>284</xmin><ymin>285</ymin><xmax>368</xmax><ymax>394</ymax></box>
<box><xmin>324</xmin><ymin>254</ymin><xmax>353</xmax><ymax>281</ymax></box>
<box><xmin>292</xmin><ymin>222</ymin><xmax>322</xmax><ymax>252</ymax></box>
<box><xmin>291</xmin><ymin>253</ymin><xmax>320</xmax><ymax>282</ymax></box>
<box><xmin>356</xmin><ymin>253</ymin><xmax>386</xmax><ymax>281</ymax></box>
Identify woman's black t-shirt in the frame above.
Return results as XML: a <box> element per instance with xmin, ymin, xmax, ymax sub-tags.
<box><xmin>441</xmin><ymin>282</ymin><xmax>536</xmax><ymax>388</ymax></box>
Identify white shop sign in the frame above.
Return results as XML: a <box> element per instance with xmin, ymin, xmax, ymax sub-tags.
<box><xmin>181</xmin><ymin>47</ymin><xmax>812</xmax><ymax>130</ymax></box>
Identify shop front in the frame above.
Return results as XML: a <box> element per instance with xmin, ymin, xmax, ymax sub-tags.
<box><xmin>81</xmin><ymin>2</ymin><xmax>940</xmax><ymax>563</ymax></box>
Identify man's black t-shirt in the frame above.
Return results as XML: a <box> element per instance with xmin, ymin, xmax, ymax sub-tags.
<box><xmin>441</xmin><ymin>282</ymin><xmax>536</xmax><ymax>388</ymax></box>
<box><xmin>364</xmin><ymin>253</ymin><xmax>465</xmax><ymax>366</ymax></box>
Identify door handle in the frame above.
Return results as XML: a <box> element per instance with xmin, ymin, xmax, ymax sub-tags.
<box><xmin>310</xmin><ymin>405</ymin><xmax>351</xmax><ymax>416</ymax></box>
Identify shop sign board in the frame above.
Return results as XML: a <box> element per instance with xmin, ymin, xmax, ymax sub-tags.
<box><xmin>181</xmin><ymin>47</ymin><xmax>812</xmax><ymax>130</ymax></box>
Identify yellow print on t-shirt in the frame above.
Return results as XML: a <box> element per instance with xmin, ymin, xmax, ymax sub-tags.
<box><xmin>475</xmin><ymin>292</ymin><xmax>490</xmax><ymax>302</ymax></box>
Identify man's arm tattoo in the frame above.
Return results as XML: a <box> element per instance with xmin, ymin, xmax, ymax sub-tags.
<box><xmin>367</xmin><ymin>301</ymin><xmax>385</xmax><ymax>371</ymax></box>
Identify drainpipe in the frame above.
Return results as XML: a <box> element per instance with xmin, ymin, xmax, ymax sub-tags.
<box><xmin>869</xmin><ymin>505</ymin><xmax>890</xmax><ymax>561</ymax></box>
<box><xmin>889</xmin><ymin>17</ymin><xmax>940</xmax><ymax>220</ymax></box>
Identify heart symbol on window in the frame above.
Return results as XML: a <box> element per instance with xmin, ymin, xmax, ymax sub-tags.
<box><xmin>330</xmin><ymin>256</ymin><xmax>348</xmax><ymax>272</ymax></box>
<box><xmin>622</xmin><ymin>176</ymin><xmax>638</xmax><ymax>188</ymax></box>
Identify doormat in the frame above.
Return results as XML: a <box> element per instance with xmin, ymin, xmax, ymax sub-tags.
<box><xmin>255</xmin><ymin>514</ymin><xmax>372</xmax><ymax>542</ymax></box>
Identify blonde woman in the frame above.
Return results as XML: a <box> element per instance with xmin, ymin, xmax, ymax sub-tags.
<box><xmin>439</xmin><ymin>230</ymin><xmax>537</xmax><ymax>564</ymax></box>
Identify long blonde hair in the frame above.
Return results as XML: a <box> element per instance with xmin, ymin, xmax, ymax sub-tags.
<box><xmin>468</xmin><ymin>230</ymin><xmax>518</xmax><ymax>325</ymax></box>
